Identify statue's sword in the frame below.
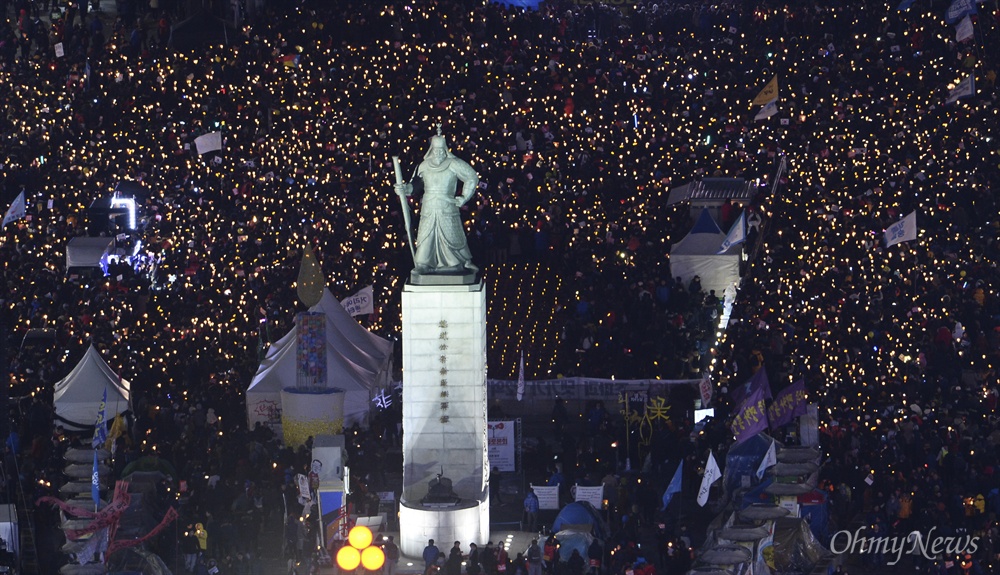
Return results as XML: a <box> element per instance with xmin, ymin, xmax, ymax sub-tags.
<box><xmin>392</xmin><ymin>156</ymin><xmax>416</xmax><ymax>260</ymax></box>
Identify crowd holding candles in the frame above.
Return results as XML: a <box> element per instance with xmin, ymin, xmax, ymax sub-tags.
<box><xmin>1</xmin><ymin>0</ymin><xmax>1000</xmax><ymax>572</ymax></box>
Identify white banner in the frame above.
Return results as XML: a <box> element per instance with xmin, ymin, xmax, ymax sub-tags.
<box><xmin>488</xmin><ymin>421</ymin><xmax>516</xmax><ymax>472</ymax></box>
<box><xmin>341</xmin><ymin>285</ymin><xmax>374</xmax><ymax>316</ymax></box>
<box><xmin>194</xmin><ymin>131</ymin><xmax>223</xmax><ymax>155</ymax></box>
<box><xmin>530</xmin><ymin>484</ymin><xmax>560</xmax><ymax>510</ymax></box>
<box><xmin>574</xmin><ymin>485</ymin><xmax>604</xmax><ymax>508</ymax></box>
<box><xmin>699</xmin><ymin>376</ymin><xmax>713</xmax><ymax>407</ymax></box>
<box><xmin>946</xmin><ymin>74</ymin><xmax>975</xmax><ymax>104</ymax></box>
<box><xmin>487</xmin><ymin>377</ymin><xmax>702</xmax><ymax>401</ymax></box>
<box><xmin>955</xmin><ymin>15</ymin><xmax>974</xmax><ymax>42</ymax></box>
<box><xmin>2</xmin><ymin>191</ymin><xmax>25</xmax><ymax>228</ymax></box>
<box><xmin>779</xmin><ymin>496</ymin><xmax>800</xmax><ymax>517</ymax></box>
<box><xmin>884</xmin><ymin>211</ymin><xmax>917</xmax><ymax>247</ymax></box>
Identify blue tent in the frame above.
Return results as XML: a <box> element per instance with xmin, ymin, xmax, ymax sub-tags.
<box><xmin>723</xmin><ymin>433</ymin><xmax>774</xmax><ymax>498</ymax></box>
<box><xmin>551</xmin><ymin>501</ymin><xmax>609</xmax><ymax>540</ymax></box>
<box><xmin>741</xmin><ymin>476</ymin><xmax>777</xmax><ymax>509</ymax></box>
<box><xmin>798</xmin><ymin>489</ymin><xmax>830</xmax><ymax>543</ymax></box>
<box><xmin>554</xmin><ymin>531</ymin><xmax>594</xmax><ymax>563</ymax></box>
<box><xmin>492</xmin><ymin>0</ymin><xmax>543</xmax><ymax>9</ymax></box>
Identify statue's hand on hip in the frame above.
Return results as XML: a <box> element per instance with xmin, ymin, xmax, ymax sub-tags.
<box><xmin>454</xmin><ymin>197</ymin><xmax>466</xmax><ymax>208</ymax></box>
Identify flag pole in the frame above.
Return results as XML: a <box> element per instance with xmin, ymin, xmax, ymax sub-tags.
<box><xmin>392</xmin><ymin>157</ymin><xmax>416</xmax><ymax>261</ymax></box>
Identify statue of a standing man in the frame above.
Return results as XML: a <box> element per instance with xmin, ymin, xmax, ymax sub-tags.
<box><xmin>394</xmin><ymin>128</ymin><xmax>480</xmax><ymax>280</ymax></box>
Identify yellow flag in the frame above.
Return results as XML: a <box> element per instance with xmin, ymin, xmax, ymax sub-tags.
<box><xmin>105</xmin><ymin>413</ymin><xmax>126</xmax><ymax>451</ymax></box>
<box><xmin>753</xmin><ymin>76</ymin><xmax>779</xmax><ymax>106</ymax></box>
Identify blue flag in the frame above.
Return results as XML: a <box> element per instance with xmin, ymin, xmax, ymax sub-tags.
<box><xmin>897</xmin><ymin>0</ymin><xmax>916</xmax><ymax>10</ymax></box>
<box><xmin>945</xmin><ymin>0</ymin><xmax>976</xmax><ymax>24</ymax></box>
<box><xmin>92</xmin><ymin>388</ymin><xmax>108</xmax><ymax>448</ymax></box>
<box><xmin>91</xmin><ymin>449</ymin><xmax>101</xmax><ymax>508</ymax></box>
<box><xmin>661</xmin><ymin>460</ymin><xmax>683</xmax><ymax>510</ymax></box>
<box><xmin>718</xmin><ymin>211</ymin><xmax>746</xmax><ymax>254</ymax></box>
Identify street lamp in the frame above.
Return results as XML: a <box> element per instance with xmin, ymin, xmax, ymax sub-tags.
<box><xmin>337</xmin><ymin>525</ymin><xmax>385</xmax><ymax>572</ymax></box>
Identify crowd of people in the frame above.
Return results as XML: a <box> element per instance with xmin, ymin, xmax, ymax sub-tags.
<box><xmin>0</xmin><ymin>0</ymin><xmax>999</xmax><ymax>573</ymax></box>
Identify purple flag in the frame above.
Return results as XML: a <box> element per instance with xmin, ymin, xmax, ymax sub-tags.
<box><xmin>767</xmin><ymin>379</ymin><xmax>807</xmax><ymax>429</ymax></box>
<box><xmin>731</xmin><ymin>384</ymin><xmax>769</xmax><ymax>445</ymax></box>
<box><xmin>729</xmin><ymin>367</ymin><xmax>773</xmax><ymax>406</ymax></box>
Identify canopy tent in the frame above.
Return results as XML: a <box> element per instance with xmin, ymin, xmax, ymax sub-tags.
<box><xmin>669</xmin><ymin>209</ymin><xmax>741</xmax><ymax>298</ymax></box>
<box><xmin>53</xmin><ymin>344</ymin><xmax>131</xmax><ymax>430</ymax></box>
<box><xmin>65</xmin><ymin>237</ymin><xmax>115</xmax><ymax>272</ymax></box>
<box><xmin>0</xmin><ymin>504</ymin><xmax>18</xmax><ymax>564</ymax></box>
<box><xmin>247</xmin><ymin>288</ymin><xmax>394</xmax><ymax>430</ymax></box>
<box><xmin>554</xmin><ymin>530</ymin><xmax>595</xmax><ymax>563</ymax></box>
<box><xmin>550</xmin><ymin>501</ymin><xmax>610</xmax><ymax>540</ymax></box>
<box><xmin>723</xmin><ymin>433</ymin><xmax>775</xmax><ymax>499</ymax></box>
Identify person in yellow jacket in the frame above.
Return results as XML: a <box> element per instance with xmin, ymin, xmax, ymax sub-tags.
<box><xmin>195</xmin><ymin>522</ymin><xmax>209</xmax><ymax>553</ymax></box>
<box><xmin>974</xmin><ymin>493</ymin><xmax>986</xmax><ymax>514</ymax></box>
<box><xmin>898</xmin><ymin>493</ymin><xmax>912</xmax><ymax>519</ymax></box>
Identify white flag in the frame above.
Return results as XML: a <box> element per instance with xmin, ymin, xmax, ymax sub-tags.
<box><xmin>194</xmin><ymin>131</ymin><xmax>223</xmax><ymax>155</ymax></box>
<box><xmin>340</xmin><ymin>285</ymin><xmax>374</xmax><ymax>316</ymax></box>
<box><xmin>946</xmin><ymin>75</ymin><xmax>975</xmax><ymax>104</ymax></box>
<box><xmin>756</xmin><ymin>439</ymin><xmax>777</xmax><ymax>479</ymax></box>
<box><xmin>883</xmin><ymin>211</ymin><xmax>917</xmax><ymax>247</ymax></box>
<box><xmin>754</xmin><ymin>101</ymin><xmax>778</xmax><ymax>121</ymax></box>
<box><xmin>955</xmin><ymin>15</ymin><xmax>974</xmax><ymax>42</ymax></box>
<box><xmin>516</xmin><ymin>351</ymin><xmax>525</xmax><ymax>401</ymax></box>
<box><xmin>718</xmin><ymin>211</ymin><xmax>746</xmax><ymax>254</ymax></box>
<box><xmin>2</xmin><ymin>191</ymin><xmax>26</xmax><ymax>228</ymax></box>
<box><xmin>697</xmin><ymin>451</ymin><xmax>721</xmax><ymax>507</ymax></box>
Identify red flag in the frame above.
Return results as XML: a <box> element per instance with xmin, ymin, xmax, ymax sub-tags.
<box><xmin>106</xmin><ymin>507</ymin><xmax>180</xmax><ymax>559</ymax></box>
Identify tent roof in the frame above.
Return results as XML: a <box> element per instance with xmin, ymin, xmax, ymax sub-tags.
<box><xmin>671</xmin><ymin>210</ymin><xmax>736</xmax><ymax>256</ymax></box>
<box><xmin>690</xmin><ymin>208</ymin><xmax>724</xmax><ymax>235</ymax></box>
<box><xmin>551</xmin><ymin>501</ymin><xmax>610</xmax><ymax>540</ymax></box>
<box><xmin>53</xmin><ymin>344</ymin><xmax>131</xmax><ymax>429</ymax></box>
<box><xmin>248</xmin><ymin>288</ymin><xmax>393</xmax><ymax>394</ymax></box>
<box><xmin>669</xmin><ymin>210</ymin><xmax>741</xmax><ymax>297</ymax></box>
<box><xmin>65</xmin><ymin>237</ymin><xmax>114</xmax><ymax>269</ymax></box>
<box><xmin>666</xmin><ymin>178</ymin><xmax>755</xmax><ymax>206</ymax></box>
<box><xmin>247</xmin><ymin>288</ymin><xmax>394</xmax><ymax>426</ymax></box>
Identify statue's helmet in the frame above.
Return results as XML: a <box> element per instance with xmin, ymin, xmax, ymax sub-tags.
<box><xmin>425</xmin><ymin>134</ymin><xmax>449</xmax><ymax>159</ymax></box>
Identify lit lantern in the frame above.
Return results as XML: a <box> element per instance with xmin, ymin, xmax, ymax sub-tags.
<box><xmin>361</xmin><ymin>545</ymin><xmax>386</xmax><ymax>570</ymax></box>
<box><xmin>337</xmin><ymin>545</ymin><xmax>361</xmax><ymax>571</ymax></box>
<box><xmin>348</xmin><ymin>525</ymin><xmax>374</xmax><ymax>550</ymax></box>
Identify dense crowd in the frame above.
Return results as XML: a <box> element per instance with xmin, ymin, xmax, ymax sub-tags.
<box><xmin>1</xmin><ymin>0</ymin><xmax>1000</xmax><ymax>572</ymax></box>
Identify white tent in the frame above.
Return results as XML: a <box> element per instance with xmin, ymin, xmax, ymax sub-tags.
<box><xmin>65</xmin><ymin>237</ymin><xmax>114</xmax><ymax>271</ymax></box>
<box><xmin>0</xmin><ymin>504</ymin><xmax>17</xmax><ymax>562</ymax></box>
<box><xmin>669</xmin><ymin>209</ymin><xmax>741</xmax><ymax>298</ymax></box>
<box><xmin>246</xmin><ymin>289</ymin><xmax>394</xmax><ymax>430</ymax></box>
<box><xmin>53</xmin><ymin>344</ymin><xmax>131</xmax><ymax>430</ymax></box>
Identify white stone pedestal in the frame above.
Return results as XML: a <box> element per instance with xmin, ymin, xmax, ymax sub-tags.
<box><xmin>400</xmin><ymin>281</ymin><xmax>489</xmax><ymax>556</ymax></box>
